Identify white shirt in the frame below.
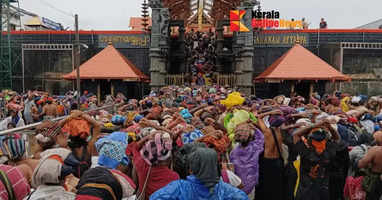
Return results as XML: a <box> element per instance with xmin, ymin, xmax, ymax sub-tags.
<box><xmin>24</xmin><ymin>185</ymin><xmax>75</xmax><ymax>200</ymax></box>
<box><xmin>0</xmin><ymin>116</ymin><xmax>25</xmax><ymax>131</ymax></box>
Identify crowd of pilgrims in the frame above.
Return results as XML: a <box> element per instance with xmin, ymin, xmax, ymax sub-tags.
<box><xmin>0</xmin><ymin>86</ymin><xmax>381</xmax><ymax>200</ymax></box>
<box><xmin>185</xmin><ymin>29</ymin><xmax>217</xmax><ymax>86</ymax></box>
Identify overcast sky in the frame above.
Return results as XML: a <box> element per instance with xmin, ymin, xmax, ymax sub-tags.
<box><xmin>20</xmin><ymin>0</ymin><xmax>381</xmax><ymax>30</ymax></box>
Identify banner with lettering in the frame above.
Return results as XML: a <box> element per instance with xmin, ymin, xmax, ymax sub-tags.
<box><xmin>98</xmin><ymin>34</ymin><xmax>150</xmax><ymax>48</ymax></box>
<box><xmin>253</xmin><ymin>33</ymin><xmax>309</xmax><ymax>47</ymax></box>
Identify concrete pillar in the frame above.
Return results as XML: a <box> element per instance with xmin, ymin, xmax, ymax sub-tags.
<box><xmin>234</xmin><ymin>3</ymin><xmax>256</xmax><ymax>95</ymax></box>
<box><xmin>111</xmin><ymin>81</ymin><xmax>115</xmax><ymax>97</ymax></box>
<box><xmin>97</xmin><ymin>81</ymin><xmax>101</xmax><ymax>104</ymax></box>
<box><xmin>149</xmin><ymin>48</ymin><xmax>166</xmax><ymax>90</ymax></box>
<box><xmin>149</xmin><ymin>5</ymin><xmax>169</xmax><ymax>90</ymax></box>
<box><xmin>215</xmin><ymin>21</ymin><xmax>225</xmax><ymax>73</ymax></box>
<box><xmin>178</xmin><ymin>25</ymin><xmax>186</xmax><ymax>73</ymax></box>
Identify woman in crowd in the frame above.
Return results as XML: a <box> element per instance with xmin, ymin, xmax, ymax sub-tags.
<box><xmin>126</xmin><ymin>129</ymin><xmax>179</xmax><ymax>200</ymax></box>
<box><xmin>150</xmin><ymin>146</ymin><xmax>248</xmax><ymax>200</ymax></box>
<box><xmin>28</xmin><ymin>148</ymin><xmax>78</xmax><ymax>200</ymax></box>
<box><xmin>76</xmin><ymin>166</ymin><xmax>136</xmax><ymax>200</ymax></box>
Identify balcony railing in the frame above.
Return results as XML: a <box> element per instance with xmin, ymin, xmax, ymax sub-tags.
<box><xmin>216</xmin><ymin>73</ymin><xmax>237</xmax><ymax>88</ymax></box>
<box><xmin>166</xmin><ymin>73</ymin><xmax>185</xmax><ymax>85</ymax></box>
<box><xmin>165</xmin><ymin>73</ymin><xmax>237</xmax><ymax>87</ymax></box>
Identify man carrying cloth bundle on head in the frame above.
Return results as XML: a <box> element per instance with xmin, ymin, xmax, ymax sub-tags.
<box><xmin>358</xmin><ymin>131</ymin><xmax>382</xmax><ymax>200</ymax></box>
<box><xmin>230</xmin><ymin>122</ymin><xmax>264</xmax><ymax>199</ymax></box>
<box><xmin>126</xmin><ymin>127</ymin><xmax>179</xmax><ymax>200</ymax></box>
<box><xmin>39</xmin><ymin>97</ymin><xmax>57</xmax><ymax>120</ymax></box>
<box><xmin>292</xmin><ymin>117</ymin><xmax>341</xmax><ymax>200</ymax></box>
<box><xmin>254</xmin><ymin>108</ymin><xmax>286</xmax><ymax>200</ymax></box>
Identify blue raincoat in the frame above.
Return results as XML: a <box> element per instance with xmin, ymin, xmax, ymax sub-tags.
<box><xmin>150</xmin><ymin>175</ymin><xmax>249</xmax><ymax>200</ymax></box>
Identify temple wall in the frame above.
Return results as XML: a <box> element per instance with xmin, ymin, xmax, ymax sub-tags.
<box><xmin>8</xmin><ymin>32</ymin><xmax>150</xmax><ymax>94</ymax></box>
<box><xmin>6</xmin><ymin>30</ymin><xmax>382</xmax><ymax>95</ymax></box>
<box><xmin>342</xmin><ymin>49</ymin><xmax>382</xmax><ymax>74</ymax></box>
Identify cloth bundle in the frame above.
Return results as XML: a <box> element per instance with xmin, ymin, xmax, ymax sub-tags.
<box><xmin>198</xmin><ymin>134</ymin><xmax>230</xmax><ymax>154</ymax></box>
<box><xmin>181</xmin><ymin>129</ymin><xmax>204</xmax><ymax>144</ymax></box>
<box><xmin>32</xmin><ymin>148</ymin><xmax>72</xmax><ymax>188</ymax></box>
<box><xmin>32</xmin><ymin>148</ymin><xmax>88</xmax><ymax>188</ymax></box>
<box><xmin>76</xmin><ymin>167</ymin><xmax>123</xmax><ymax>200</ymax></box>
<box><xmin>224</xmin><ymin>109</ymin><xmax>257</xmax><ymax>141</ymax></box>
<box><xmin>111</xmin><ymin>115</ymin><xmax>126</xmax><ymax>126</ymax></box>
<box><xmin>140</xmin><ymin>132</ymin><xmax>173</xmax><ymax>165</ymax></box>
<box><xmin>180</xmin><ymin>109</ymin><xmax>193</xmax><ymax>123</ymax></box>
<box><xmin>0</xmin><ymin>133</ymin><xmax>26</xmax><ymax>162</ymax></box>
<box><xmin>220</xmin><ymin>92</ymin><xmax>245</xmax><ymax>109</ymax></box>
<box><xmin>95</xmin><ymin>132</ymin><xmax>129</xmax><ymax>169</ymax></box>
<box><xmin>268</xmin><ymin>115</ymin><xmax>286</xmax><ymax>128</ymax></box>
<box><xmin>35</xmin><ymin>120</ymin><xmax>62</xmax><ymax>149</ymax></box>
<box><xmin>62</xmin><ymin>118</ymin><xmax>91</xmax><ymax>139</ymax></box>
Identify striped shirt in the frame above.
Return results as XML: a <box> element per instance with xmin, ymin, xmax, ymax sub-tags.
<box><xmin>0</xmin><ymin>164</ymin><xmax>30</xmax><ymax>200</ymax></box>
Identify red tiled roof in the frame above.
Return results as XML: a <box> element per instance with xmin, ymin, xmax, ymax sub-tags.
<box><xmin>62</xmin><ymin>44</ymin><xmax>149</xmax><ymax>82</ymax></box>
<box><xmin>129</xmin><ymin>17</ymin><xmax>152</xmax><ymax>31</ymax></box>
<box><xmin>255</xmin><ymin>44</ymin><xmax>351</xmax><ymax>82</ymax></box>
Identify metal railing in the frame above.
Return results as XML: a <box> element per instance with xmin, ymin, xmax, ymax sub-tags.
<box><xmin>217</xmin><ymin>73</ymin><xmax>237</xmax><ymax>88</ymax></box>
<box><xmin>165</xmin><ymin>73</ymin><xmax>238</xmax><ymax>87</ymax></box>
<box><xmin>166</xmin><ymin>74</ymin><xmax>185</xmax><ymax>86</ymax></box>
<box><xmin>0</xmin><ymin>103</ymin><xmax>122</xmax><ymax>158</ymax></box>
<box><xmin>0</xmin><ymin>103</ymin><xmax>118</xmax><ymax>136</ymax></box>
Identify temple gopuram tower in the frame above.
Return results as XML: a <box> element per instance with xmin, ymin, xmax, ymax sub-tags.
<box><xmin>148</xmin><ymin>0</ymin><xmax>260</xmax><ymax>95</ymax></box>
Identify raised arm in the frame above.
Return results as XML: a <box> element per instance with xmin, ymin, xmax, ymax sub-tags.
<box><xmin>281</xmin><ymin>123</ymin><xmax>301</xmax><ymax>131</ymax></box>
<box><xmin>193</xmin><ymin>106</ymin><xmax>209</xmax><ymax>118</ymax></box>
<box><xmin>189</xmin><ymin>104</ymin><xmax>208</xmax><ymax>114</ymax></box>
<box><xmin>60</xmin><ymin>110</ymin><xmax>101</xmax><ymax>155</ymax></box>
<box><xmin>255</xmin><ymin>110</ymin><xmax>282</xmax><ymax>134</ymax></box>
<box><xmin>292</xmin><ymin>120</ymin><xmax>326</xmax><ymax>144</ymax></box>
<box><xmin>358</xmin><ymin>147</ymin><xmax>377</xmax><ymax>169</ymax></box>
<box><xmin>39</xmin><ymin>105</ymin><xmax>47</xmax><ymax>116</ymax></box>
<box><xmin>325</xmin><ymin>122</ymin><xmax>341</xmax><ymax>143</ymax></box>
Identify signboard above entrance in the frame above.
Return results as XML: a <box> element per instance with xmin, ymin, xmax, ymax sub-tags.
<box><xmin>98</xmin><ymin>34</ymin><xmax>150</xmax><ymax>48</ymax></box>
<box><xmin>42</xmin><ymin>17</ymin><xmax>62</xmax><ymax>31</ymax></box>
<box><xmin>254</xmin><ymin>33</ymin><xmax>309</xmax><ymax>47</ymax></box>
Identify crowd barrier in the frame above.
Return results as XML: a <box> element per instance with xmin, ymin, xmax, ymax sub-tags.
<box><xmin>0</xmin><ymin>103</ymin><xmax>121</xmax><ymax>157</ymax></box>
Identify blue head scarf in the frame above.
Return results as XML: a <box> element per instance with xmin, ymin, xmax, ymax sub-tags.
<box><xmin>134</xmin><ymin>115</ymin><xmax>144</xmax><ymax>123</ymax></box>
<box><xmin>180</xmin><ymin>109</ymin><xmax>193</xmax><ymax>123</ymax></box>
<box><xmin>182</xmin><ymin>129</ymin><xmax>204</xmax><ymax>144</ymax></box>
<box><xmin>95</xmin><ymin>132</ymin><xmax>130</xmax><ymax>169</ymax></box>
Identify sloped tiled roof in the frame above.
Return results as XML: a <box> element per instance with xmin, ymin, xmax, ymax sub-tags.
<box><xmin>255</xmin><ymin>44</ymin><xmax>351</xmax><ymax>82</ymax></box>
<box><xmin>356</xmin><ymin>18</ymin><xmax>382</xmax><ymax>29</ymax></box>
<box><xmin>62</xmin><ymin>44</ymin><xmax>149</xmax><ymax>82</ymax></box>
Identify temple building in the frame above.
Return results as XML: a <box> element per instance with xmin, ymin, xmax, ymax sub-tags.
<box><xmin>1</xmin><ymin>0</ymin><xmax>382</xmax><ymax>97</ymax></box>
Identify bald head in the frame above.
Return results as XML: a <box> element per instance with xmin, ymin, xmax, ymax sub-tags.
<box><xmin>374</xmin><ymin>131</ymin><xmax>382</xmax><ymax>145</ymax></box>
